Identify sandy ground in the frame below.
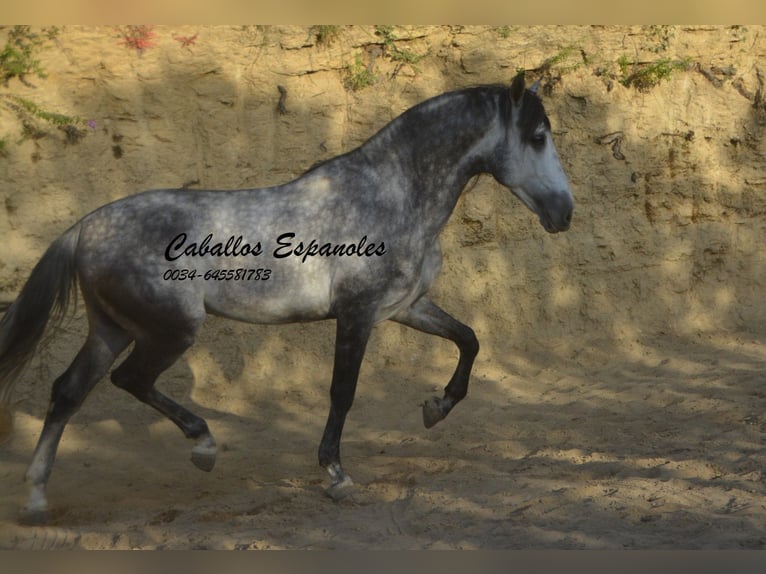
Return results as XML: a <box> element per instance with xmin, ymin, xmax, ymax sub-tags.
<box><xmin>1</xmin><ymin>325</ymin><xmax>765</xmax><ymax>549</ymax></box>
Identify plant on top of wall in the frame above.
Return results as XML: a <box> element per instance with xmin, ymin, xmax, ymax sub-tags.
<box><xmin>0</xmin><ymin>26</ymin><xmax>87</xmax><ymax>156</ymax></box>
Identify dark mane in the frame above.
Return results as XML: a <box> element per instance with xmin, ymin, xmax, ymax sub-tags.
<box><xmin>301</xmin><ymin>83</ymin><xmax>550</xmax><ymax>177</ymax></box>
<box><xmin>302</xmin><ymin>85</ymin><xmax>511</xmax><ymax>177</ymax></box>
<box><xmin>377</xmin><ymin>84</ymin><xmax>508</xmax><ymax>141</ymax></box>
<box><xmin>517</xmin><ymin>89</ymin><xmax>550</xmax><ymax>143</ymax></box>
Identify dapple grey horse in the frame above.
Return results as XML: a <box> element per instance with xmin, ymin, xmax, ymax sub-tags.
<box><xmin>0</xmin><ymin>73</ymin><xmax>573</xmax><ymax>523</ymax></box>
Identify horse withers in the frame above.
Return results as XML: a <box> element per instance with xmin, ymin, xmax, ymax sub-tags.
<box><xmin>0</xmin><ymin>72</ymin><xmax>573</xmax><ymax>523</ymax></box>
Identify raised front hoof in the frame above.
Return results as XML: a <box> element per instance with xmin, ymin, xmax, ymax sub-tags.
<box><xmin>191</xmin><ymin>438</ymin><xmax>217</xmax><ymax>472</ymax></box>
<box><xmin>325</xmin><ymin>475</ymin><xmax>356</xmax><ymax>501</ymax></box>
<box><xmin>422</xmin><ymin>396</ymin><xmax>449</xmax><ymax>428</ymax></box>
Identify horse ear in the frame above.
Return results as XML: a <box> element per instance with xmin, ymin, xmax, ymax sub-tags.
<box><xmin>510</xmin><ymin>71</ymin><xmax>525</xmax><ymax>105</ymax></box>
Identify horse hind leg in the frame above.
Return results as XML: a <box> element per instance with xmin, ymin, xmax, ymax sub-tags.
<box><xmin>110</xmin><ymin>328</ymin><xmax>217</xmax><ymax>472</ymax></box>
<box><xmin>22</xmin><ymin>316</ymin><xmax>131</xmax><ymax>524</ymax></box>
<box><xmin>392</xmin><ymin>296</ymin><xmax>479</xmax><ymax>428</ymax></box>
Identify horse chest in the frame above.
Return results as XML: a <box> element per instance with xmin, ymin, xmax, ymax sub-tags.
<box><xmin>369</xmin><ymin>240</ymin><xmax>443</xmax><ymax>322</ymax></box>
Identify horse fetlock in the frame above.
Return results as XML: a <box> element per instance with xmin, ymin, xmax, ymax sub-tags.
<box><xmin>24</xmin><ymin>457</ymin><xmax>51</xmax><ymax>486</ymax></box>
<box><xmin>324</xmin><ymin>462</ymin><xmax>355</xmax><ymax>500</ymax></box>
<box><xmin>422</xmin><ymin>395</ymin><xmax>453</xmax><ymax>428</ymax></box>
<box><xmin>190</xmin><ymin>434</ymin><xmax>217</xmax><ymax>472</ymax></box>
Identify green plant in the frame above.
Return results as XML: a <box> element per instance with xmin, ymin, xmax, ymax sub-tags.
<box><xmin>617</xmin><ymin>54</ymin><xmax>631</xmax><ymax>77</ymax></box>
<box><xmin>373</xmin><ymin>25</ymin><xmax>428</xmax><ymax>74</ymax></box>
<box><xmin>345</xmin><ymin>54</ymin><xmax>376</xmax><ymax>91</ymax></box>
<box><xmin>618</xmin><ymin>56</ymin><xmax>692</xmax><ymax>91</ymax></box>
<box><xmin>542</xmin><ymin>44</ymin><xmax>587</xmax><ymax>73</ymax></box>
<box><xmin>313</xmin><ymin>25</ymin><xmax>340</xmax><ymax>46</ymax></box>
<box><xmin>645</xmin><ymin>25</ymin><xmax>675</xmax><ymax>53</ymax></box>
<box><xmin>5</xmin><ymin>95</ymin><xmax>79</xmax><ymax>126</ymax></box>
<box><xmin>0</xmin><ymin>26</ymin><xmax>59</xmax><ymax>85</ymax></box>
<box><xmin>342</xmin><ymin>26</ymin><xmax>430</xmax><ymax>91</ymax></box>
<box><xmin>0</xmin><ymin>27</ymin><xmax>86</xmax><ymax>148</ymax></box>
<box><xmin>1</xmin><ymin>94</ymin><xmax>83</xmax><ymax>144</ymax></box>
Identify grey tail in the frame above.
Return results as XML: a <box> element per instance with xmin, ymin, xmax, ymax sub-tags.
<box><xmin>0</xmin><ymin>224</ymin><xmax>81</xmax><ymax>442</ymax></box>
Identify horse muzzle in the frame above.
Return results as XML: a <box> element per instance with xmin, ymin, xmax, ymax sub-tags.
<box><xmin>538</xmin><ymin>190</ymin><xmax>573</xmax><ymax>234</ymax></box>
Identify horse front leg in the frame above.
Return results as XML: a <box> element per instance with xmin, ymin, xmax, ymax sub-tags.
<box><xmin>393</xmin><ymin>296</ymin><xmax>479</xmax><ymax>428</ymax></box>
<box><xmin>318</xmin><ymin>312</ymin><xmax>373</xmax><ymax>500</ymax></box>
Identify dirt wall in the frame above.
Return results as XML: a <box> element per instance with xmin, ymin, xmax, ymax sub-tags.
<box><xmin>2</xmin><ymin>26</ymin><xmax>764</xmax><ymax>345</ymax></box>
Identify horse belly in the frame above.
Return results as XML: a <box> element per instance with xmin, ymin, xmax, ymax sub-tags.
<box><xmin>201</xmin><ymin>266</ymin><xmax>334</xmax><ymax>324</ymax></box>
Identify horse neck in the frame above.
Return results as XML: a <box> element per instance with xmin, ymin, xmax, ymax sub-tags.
<box><xmin>360</xmin><ymin>87</ymin><xmax>504</xmax><ymax>236</ymax></box>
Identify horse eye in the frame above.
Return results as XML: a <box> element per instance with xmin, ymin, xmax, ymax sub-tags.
<box><xmin>530</xmin><ymin>133</ymin><xmax>546</xmax><ymax>148</ymax></box>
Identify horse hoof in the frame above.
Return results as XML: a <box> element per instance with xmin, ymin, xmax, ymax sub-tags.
<box><xmin>191</xmin><ymin>437</ymin><xmax>217</xmax><ymax>472</ymax></box>
<box><xmin>191</xmin><ymin>447</ymin><xmax>217</xmax><ymax>472</ymax></box>
<box><xmin>325</xmin><ymin>476</ymin><xmax>355</xmax><ymax>501</ymax></box>
<box><xmin>19</xmin><ymin>506</ymin><xmax>50</xmax><ymax>526</ymax></box>
<box><xmin>422</xmin><ymin>396</ymin><xmax>447</xmax><ymax>428</ymax></box>
<box><xmin>19</xmin><ymin>484</ymin><xmax>49</xmax><ymax>525</ymax></box>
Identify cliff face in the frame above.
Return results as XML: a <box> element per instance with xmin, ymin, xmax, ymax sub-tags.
<box><xmin>2</xmin><ymin>26</ymin><xmax>763</xmax><ymax>344</ymax></box>
<box><xmin>1</xmin><ymin>26</ymin><xmax>765</xmax><ymax>549</ymax></box>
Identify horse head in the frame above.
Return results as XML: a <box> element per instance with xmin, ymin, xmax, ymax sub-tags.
<box><xmin>494</xmin><ymin>72</ymin><xmax>574</xmax><ymax>233</ymax></box>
